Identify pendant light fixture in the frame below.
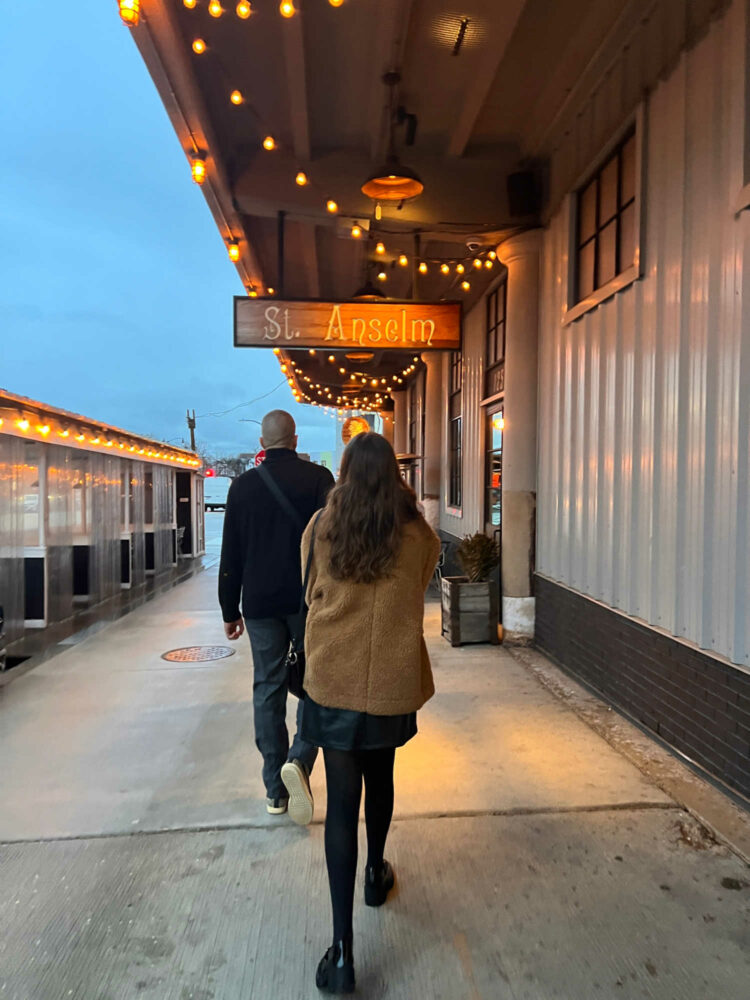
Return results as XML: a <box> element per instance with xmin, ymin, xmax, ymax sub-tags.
<box><xmin>361</xmin><ymin>72</ymin><xmax>423</xmax><ymax>204</ymax></box>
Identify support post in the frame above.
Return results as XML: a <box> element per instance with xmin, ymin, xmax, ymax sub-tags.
<box><xmin>420</xmin><ymin>352</ymin><xmax>443</xmax><ymax>530</ymax></box>
<box><xmin>496</xmin><ymin>229</ymin><xmax>542</xmax><ymax>642</ymax></box>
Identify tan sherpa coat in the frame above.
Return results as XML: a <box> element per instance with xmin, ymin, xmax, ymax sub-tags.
<box><xmin>300</xmin><ymin>513</ymin><xmax>441</xmax><ymax>716</ymax></box>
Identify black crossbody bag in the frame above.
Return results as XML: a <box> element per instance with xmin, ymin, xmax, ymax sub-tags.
<box><xmin>257</xmin><ymin>462</ymin><xmax>319</xmax><ymax>699</ymax></box>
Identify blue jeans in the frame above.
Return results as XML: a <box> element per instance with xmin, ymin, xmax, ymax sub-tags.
<box><xmin>245</xmin><ymin>613</ymin><xmax>318</xmax><ymax>800</ymax></box>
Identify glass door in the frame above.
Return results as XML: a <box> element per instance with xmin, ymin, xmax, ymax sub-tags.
<box><xmin>484</xmin><ymin>406</ymin><xmax>503</xmax><ymax>631</ymax></box>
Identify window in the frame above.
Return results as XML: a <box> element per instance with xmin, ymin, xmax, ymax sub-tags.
<box><xmin>448</xmin><ymin>352</ymin><xmax>462</xmax><ymax>508</ymax></box>
<box><xmin>485</xmin><ymin>282</ymin><xmax>506</xmax><ymax>400</ymax></box>
<box><xmin>575</xmin><ymin>130</ymin><xmax>636</xmax><ymax>303</ymax></box>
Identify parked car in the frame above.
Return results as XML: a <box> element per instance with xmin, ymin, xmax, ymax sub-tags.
<box><xmin>204</xmin><ymin>476</ymin><xmax>233</xmax><ymax>511</ymax></box>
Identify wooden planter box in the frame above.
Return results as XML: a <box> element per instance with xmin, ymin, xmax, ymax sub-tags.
<box><xmin>440</xmin><ymin>576</ymin><xmax>500</xmax><ymax>647</ymax></box>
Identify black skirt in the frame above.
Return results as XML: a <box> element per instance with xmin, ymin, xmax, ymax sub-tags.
<box><xmin>301</xmin><ymin>695</ymin><xmax>417</xmax><ymax>751</ymax></box>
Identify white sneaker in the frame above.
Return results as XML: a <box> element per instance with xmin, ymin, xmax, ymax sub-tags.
<box><xmin>280</xmin><ymin>759</ymin><xmax>314</xmax><ymax>826</ymax></box>
<box><xmin>266</xmin><ymin>796</ymin><xmax>288</xmax><ymax>815</ymax></box>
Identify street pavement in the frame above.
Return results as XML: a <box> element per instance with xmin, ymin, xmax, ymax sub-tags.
<box><xmin>0</xmin><ymin>512</ymin><xmax>748</xmax><ymax>999</ymax></box>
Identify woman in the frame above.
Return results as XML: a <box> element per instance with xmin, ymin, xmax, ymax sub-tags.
<box><xmin>300</xmin><ymin>432</ymin><xmax>440</xmax><ymax>994</ymax></box>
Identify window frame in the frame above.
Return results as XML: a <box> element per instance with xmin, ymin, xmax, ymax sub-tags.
<box><xmin>447</xmin><ymin>351</ymin><xmax>463</xmax><ymax>511</ymax></box>
<box><xmin>564</xmin><ymin>106</ymin><xmax>645</xmax><ymax>326</ymax></box>
<box><xmin>483</xmin><ymin>279</ymin><xmax>507</xmax><ymax>403</ymax></box>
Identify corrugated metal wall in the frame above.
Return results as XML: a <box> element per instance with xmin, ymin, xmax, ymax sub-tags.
<box><xmin>538</xmin><ymin>0</ymin><xmax>750</xmax><ymax>668</ymax></box>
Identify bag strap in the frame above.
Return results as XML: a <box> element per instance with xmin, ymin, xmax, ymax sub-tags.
<box><xmin>257</xmin><ymin>461</ymin><xmax>304</xmax><ymax>531</ymax></box>
<box><xmin>300</xmin><ymin>511</ymin><xmax>322</xmax><ymax>614</ymax></box>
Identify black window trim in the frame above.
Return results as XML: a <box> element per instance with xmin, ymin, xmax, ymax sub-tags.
<box><xmin>564</xmin><ymin>105</ymin><xmax>645</xmax><ymax>326</ymax></box>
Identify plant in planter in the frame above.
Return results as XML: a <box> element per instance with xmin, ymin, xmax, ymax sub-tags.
<box><xmin>440</xmin><ymin>532</ymin><xmax>500</xmax><ymax>647</ymax></box>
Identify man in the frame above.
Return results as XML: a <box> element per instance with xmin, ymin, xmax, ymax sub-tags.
<box><xmin>219</xmin><ymin>410</ymin><xmax>334</xmax><ymax>823</ymax></box>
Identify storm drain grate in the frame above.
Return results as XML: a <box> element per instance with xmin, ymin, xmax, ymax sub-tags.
<box><xmin>161</xmin><ymin>645</ymin><xmax>236</xmax><ymax>662</ymax></box>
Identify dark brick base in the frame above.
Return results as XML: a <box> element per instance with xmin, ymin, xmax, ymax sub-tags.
<box><xmin>535</xmin><ymin>575</ymin><xmax>750</xmax><ymax>801</ymax></box>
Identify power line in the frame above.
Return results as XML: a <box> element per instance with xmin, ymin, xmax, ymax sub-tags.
<box><xmin>196</xmin><ymin>380</ymin><xmax>286</xmax><ymax>419</ymax></box>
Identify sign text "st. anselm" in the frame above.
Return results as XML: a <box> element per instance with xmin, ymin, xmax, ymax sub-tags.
<box><xmin>234</xmin><ymin>298</ymin><xmax>461</xmax><ymax>351</ymax></box>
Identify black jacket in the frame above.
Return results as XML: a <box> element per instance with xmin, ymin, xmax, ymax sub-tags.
<box><xmin>218</xmin><ymin>449</ymin><xmax>335</xmax><ymax>621</ymax></box>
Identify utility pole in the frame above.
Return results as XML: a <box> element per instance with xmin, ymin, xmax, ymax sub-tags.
<box><xmin>186</xmin><ymin>409</ymin><xmax>196</xmax><ymax>451</ymax></box>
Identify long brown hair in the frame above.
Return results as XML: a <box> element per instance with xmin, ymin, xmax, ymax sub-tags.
<box><xmin>323</xmin><ymin>432</ymin><xmax>420</xmax><ymax>583</ymax></box>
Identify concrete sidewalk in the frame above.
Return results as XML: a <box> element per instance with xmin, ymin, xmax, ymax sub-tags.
<box><xmin>0</xmin><ymin>514</ymin><xmax>748</xmax><ymax>999</ymax></box>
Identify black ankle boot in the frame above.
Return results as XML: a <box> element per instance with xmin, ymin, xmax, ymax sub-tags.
<box><xmin>316</xmin><ymin>938</ymin><xmax>355</xmax><ymax>994</ymax></box>
<box><xmin>364</xmin><ymin>859</ymin><xmax>395</xmax><ymax>907</ymax></box>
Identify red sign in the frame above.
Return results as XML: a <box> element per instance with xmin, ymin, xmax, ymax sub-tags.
<box><xmin>254</xmin><ymin>450</ymin><xmax>266</xmax><ymax>466</ymax></box>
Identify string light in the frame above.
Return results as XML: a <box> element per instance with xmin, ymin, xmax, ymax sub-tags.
<box><xmin>192</xmin><ymin>38</ymin><xmax>207</xmax><ymax>54</ymax></box>
<box><xmin>118</xmin><ymin>1</ymin><xmax>141</xmax><ymax>27</ymax></box>
<box><xmin>351</xmin><ymin>223</ymin><xmax>362</xmax><ymax>238</ymax></box>
<box><xmin>473</xmin><ymin>258</ymin><xmax>482</xmax><ymax>269</ymax></box>
<box><xmin>488</xmin><ymin>250</ymin><xmax>497</xmax><ymax>259</ymax></box>
<box><xmin>280</xmin><ymin>1</ymin><xmax>296</xmax><ymax>16</ymax></box>
<box><xmin>398</xmin><ymin>253</ymin><xmax>408</xmax><ymax>267</ymax></box>
<box><xmin>329</xmin><ymin>0</ymin><xmax>344</xmax><ymax>6</ymax></box>
<box><xmin>456</xmin><ymin>263</ymin><xmax>465</xmax><ymax>274</ymax></box>
<box><xmin>295</xmin><ymin>171</ymin><xmax>308</xmax><ymax>186</ymax></box>
<box><xmin>377</xmin><ymin>269</ymin><xmax>387</xmax><ymax>281</ymax></box>
<box><xmin>419</xmin><ymin>262</ymin><xmax>428</xmax><ymax>274</ymax></box>
<box><xmin>485</xmin><ymin>258</ymin><xmax>494</xmax><ymax>269</ymax></box>
<box><xmin>267</xmin><ymin>287</ymin><xmax>275</xmax><ymax>295</ymax></box>
<box><xmin>228</xmin><ymin>242</ymin><xmax>241</xmax><ymax>262</ymax></box>
<box><xmin>262</xmin><ymin>135</ymin><xmax>276</xmax><ymax>151</ymax></box>
<box><xmin>208</xmin><ymin>1</ymin><xmax>224</xmax><ymax>16</ymax></box>
<box><xmin>375</xmin><ymin>241</ymin><xmax>386</xmax><ymax>255</ymax></box>
<box><xmin>230</xmin><ymin>90</ymin><xmax>244</xmax><ymax>105</ymax></box>
<box><xmin>184</xmin><ymin>0</ymin><xmax>197</xmax><ymax>7</ymax></box>
<box><xmin>326</xmin><ymin>199</ymin><xmax>338</xmax><ymax>213</ymax></box>
<box><xmin>236</xmin><ymin>1</ymin><xmax>252</xmax><ymax>16</ymax></box>
<box><xmin>191</xmin><ymin>155</ymin><xmax>207</xmax><ymax>184</ymax></box>
<box><xmin>461</xmin><ymin>280</ymin><xmax>471</xmax><ymax>291</ymax></box>
<box><xmin>440</xmin><ymin>263</ymin><xmax>450</xmax><ymax>274</ymax></box>
<box><xmin>248</xmin><ymin>288</ymin><xmax>258</xmax><ymax>297</ymax></box>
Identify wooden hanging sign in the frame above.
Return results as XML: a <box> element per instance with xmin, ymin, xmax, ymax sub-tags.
<box><xmin>234</xmin><ymin>297</ymin><xmax>461</xmax><ymax>351</ymax></box>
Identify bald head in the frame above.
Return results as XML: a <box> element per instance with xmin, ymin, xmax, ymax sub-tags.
<box><xmin>260</xmin><ymin>410</ymin><xmax>297</xmax><ymax>451</ymax></box>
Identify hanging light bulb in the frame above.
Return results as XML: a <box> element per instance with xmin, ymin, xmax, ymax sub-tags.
<box><xmin>485</xmin><ymin>258</ymin><xmax>494</xmax><ymax>269</ymax></box>
<box><xmin>419</xmin><ymin>261</ymin><xmax>428</xmax><ymax>274</ymax></box>
<box><xmin>280</xmin><ymin>0</ymin><xmax>296</xmax><ymax>16</ymax></box>
<box><xmin>351</xmin><ymin>223</ymin><xmax>362</xmax><ymax>239</ymax></box>
<box><xmin>262</xmin><ymin>135</ymin><xmax>276</xmax><ymax>151</ymax></box>
<box><xmin>191</xmin><ymin>155</ymin><xmax>207</xmax><ymax>184</ymax></box>
<box><xmin>208</xmin><ymin>0</ymin><xmax>224</xmax><ymax>16</ymax></box>
<box><xmin>230</xmin><ymin>90</ymin><xmax>244</xmax><ymax>105</ymax></box>
<box><xmin>227</xmin><ymin>242</ymin><xmax>241</xmax><ymax>262</ymax></box>
<box><xmin>326</xmin><ymin>199</ymin><xmax>338</xmax><ymax>214</ymax></box>
<box><xmin>295</xmin><ymin>171</ymin><xmax>308</xmax><ymax>186</ymax></box>
<box><xmin>375</xmin><ymin>241</ymin><xmax>386</xmax><ymax>255</ymax></box>
<box><xmin>248</xmin><ymin>288</ymin><xmax>258</xmax><ymax>297</ymax></box>
<box><xmin>377</xmin><ymin>270</ymin><xmax>387</xmax><ymax>281</ymax></box>
<box><xmin>440</xmin><ymin>263</ymin><xmax>450</xmax><ymax>274</ymax></box>
<box><xmin>267</xmin><ymin>287</ymin><xmax>275</xmax><ymax>295</ymax></box>
<box><xmin>473</xmin><ymin>258</ymin><xmax>482</xmax><ymax>269</ymax></box>
<box><xmin>329</xmin><ymin>0</ymin><xmax>344</xmax><ymax>6</ymax></box>
<box><xmin>461</xmin><ymin>280</ymin><xmax>471</xmax><ymax>291</ymax></box>
<box><xmin>488</xmin><ymin>250</ymin><xmax>497</xmax><ymax>260</ymax></box>
<box><xmin>118</xmin><ymin>1</ymin><xmax>141</xmax><ymax>26</ymax></box>
<box><xmin>398</xmin><ymin>253</ymin><xmax>408</xmax><ymax>267</ymax></box>
<box><xmin>236</xmin><ymin>0</ymin><xmax>252</xmax><ymax>16</ymax></box>
<box><xmin>184</xmin><ymin>0</ymin><xmax>197</xmax><ymax>7</ymax></box>
<box><xmin>192</xmin><ymin>38</ymin><xmax>207</xmax><ymax>54</ymax></box>
<box><xmin>456</xmin><ymin>262</ymin><xmax>465</xmax><ymax>274</ymax></box>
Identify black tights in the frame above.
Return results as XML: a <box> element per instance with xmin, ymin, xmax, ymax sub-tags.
<box><xmin>323</xmin><ymin>747</ymin><xmax>395</xmax><ymax>942</ymax></box>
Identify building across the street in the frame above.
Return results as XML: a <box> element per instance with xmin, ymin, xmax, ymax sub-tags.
<box><xmin>0</xmin><ymin>389</ymin><xmax>205</xmax><ymax>668</ymax></box>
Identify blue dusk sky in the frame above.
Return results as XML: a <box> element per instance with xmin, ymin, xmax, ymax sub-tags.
<box><xmin>0</xmin><ymin>1</ymin><xmax>336</xmax><ymax>458</ymax></box>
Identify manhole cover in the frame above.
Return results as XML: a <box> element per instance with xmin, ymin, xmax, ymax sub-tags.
<box><xmin>161</xmin><ymin>646</ymin><xmax>236</xmax><ymax>662</ymax></box>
